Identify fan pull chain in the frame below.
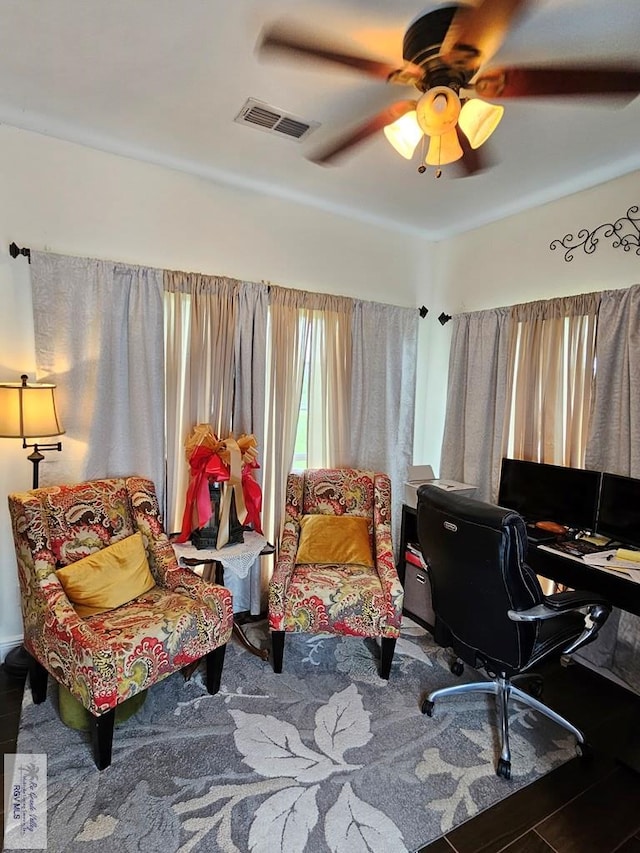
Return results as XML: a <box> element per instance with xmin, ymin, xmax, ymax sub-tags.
<box><xmin>417</xmin><ymin>134</ymin><xmax>427</xmax><ymax>174</ymax></box>
<box><xmin>435</xmin><ymin>136</ymin><xmax>443</xmax><ymax>179</ymax></box>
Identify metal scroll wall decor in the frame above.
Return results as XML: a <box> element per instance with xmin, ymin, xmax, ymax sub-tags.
<box><xmin>550</xmin><ymin>205</ymin><xmax>640</xmax><ymax>263</ymax></box>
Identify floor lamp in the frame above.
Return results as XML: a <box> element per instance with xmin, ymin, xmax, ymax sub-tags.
<box><xmin>0</xmin><ymin>374</ymin><xmax>65</xmax><ymax>676</ymax></box>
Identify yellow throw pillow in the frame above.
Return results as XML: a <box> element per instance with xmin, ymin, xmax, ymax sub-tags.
<box><xmin>295</xmin><ymin>514</ymin><xmax>374</xmax><ymax>568</ymax></box>
<box><xmin>56</xmin><ymin>531</ymin><xmax>156</xmax><ymax>618</ymax></box>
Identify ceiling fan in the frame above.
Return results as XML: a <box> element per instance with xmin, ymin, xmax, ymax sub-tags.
<box><xmin>258</xmin><ymin>0</ymin><xmax>640</xmax><ymax>176</ymax></box>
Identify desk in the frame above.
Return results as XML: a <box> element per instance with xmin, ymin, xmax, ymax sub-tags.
<box><xmin>172</xmin><ymin>532</ymin><xmax>274</xmax><ymax>662</ymax></box>
<box><xmin>529</xmin><ymin>543</ymin><xmax>640</xmax><ymax>775</ymax></box>
<box><xmin>528</xmin><ymin>544</ymin><xmax>640</xmax><ymax>618</ymax></box>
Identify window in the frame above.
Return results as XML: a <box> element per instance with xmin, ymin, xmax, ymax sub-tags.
<box><xmin>505</xmin><ymin>298</ymin><xmax>598</xmax><ymax>469</ymax></box>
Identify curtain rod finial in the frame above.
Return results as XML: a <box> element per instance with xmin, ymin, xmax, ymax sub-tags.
<box><xmin>9</xmin><ymin>242</ymin><xmax>31</xmax><ymax>263</ymax></box>
<box><xmin>438</xmin><ymin>312</ymin><xmax>452</xmax><ymax>326</ymax></box>
<box><xmin>419</xmin><ymin>306</ymin><xmax>428</xmax><ymax>318</ymax></box>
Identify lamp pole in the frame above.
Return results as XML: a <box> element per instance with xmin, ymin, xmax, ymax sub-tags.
<box><xmin>0</xmin><ymin>374</ymin><xmax>65</xmax><ymax>678</ymax></box>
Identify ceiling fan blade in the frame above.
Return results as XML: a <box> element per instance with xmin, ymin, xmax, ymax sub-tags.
<box><xmin>308</xmin><ymin>100</ymin><xmax>418</xmax><ymax>165</ymax></box>
<box><xmin>455</xmin><ymin>125</ymin><xmax>485</xmax><ymax>176</ymax></box>
<box><xmin>474</xmin><ymin>66</ymin><xmax>640</xmax><ymax>99</ymax></box>
<box><xmin>259</xmin><ymin>24</ymin><xmax>422</xmax><ymax>83</ymax></box>
<box><xmin>441</xmin><ymin>0</ymin><xmax>531</xmax><ymax>72</ymax></box>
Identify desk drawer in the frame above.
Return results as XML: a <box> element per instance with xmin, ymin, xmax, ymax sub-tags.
<box><xmin>403</xmin><ymin>561</ymin><xmax>435</xmax><ymax>628</ymax></box>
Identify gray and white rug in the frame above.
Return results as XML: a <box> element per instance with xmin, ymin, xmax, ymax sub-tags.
<box><xmin>14</xmin><ymin>619</ymin><xmax>575</xmax><ymax>853</ymax></box>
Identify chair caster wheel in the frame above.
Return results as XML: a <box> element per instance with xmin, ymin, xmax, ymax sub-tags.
<box><xmin>421</xmin><ymin>698</ymin><xmax>434</xmax><ymax>716</ymax></box>
<box><xmin>576</xmin><ymin>741</ymin><xmax>592</xmax><ymax>761</ymax></box>
<box><xmin>528</xmin><ymin>676</ymin><xmax>543</xmax><ymax>698</ymax></box>
<box><xmin>451</xmin><ymin>660</ymin><xmax>464</xmax><ymax>676</ymax></box>
<box><xmin>496</xmin><ymin>758</ymin><xmax>511</xmax><ymax>779</ymax></box>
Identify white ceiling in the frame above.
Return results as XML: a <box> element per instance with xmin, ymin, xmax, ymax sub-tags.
<box><xmin>1</xmin><ymin>0</ymin><xmax>639</xmax><ymax>239</ymax></box>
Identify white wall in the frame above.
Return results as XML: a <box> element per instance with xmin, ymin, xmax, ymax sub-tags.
<box><xmin>438</xmin><ymin>170</ymin><xmax>640</xmax><ymax>313</ymax></box>
<box><xmin>413</xmin><ymin>168</ymin><xmax>640</xmax><ymax>489</ymax></box>
<box><xmin>0</xmin><ymin>125</ymin><xmax>438</xmax><ymax>655</ymax></box>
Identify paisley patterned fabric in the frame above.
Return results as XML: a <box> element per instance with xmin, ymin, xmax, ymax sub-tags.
<box><xmin>269</xmin><ymin>468</ymin><xmax>403</xmax><ymax>638</ymax></box>
<box><xmin>8</xmin><ymin>477</ymin><xmax>233</xmax><ymax>716</ymax></box>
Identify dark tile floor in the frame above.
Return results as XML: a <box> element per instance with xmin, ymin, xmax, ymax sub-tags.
<box><xmin>2</xmin><ymin>658</ymin><xmax>640</xmax><ymax>853</ymax></box>
<box><xmin>417</xmin><ymin>658</ymin><xmax>640</xmax><ymax>853</ymax></box>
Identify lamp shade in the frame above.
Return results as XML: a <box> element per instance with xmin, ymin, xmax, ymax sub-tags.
<box><xmin>458</xmin><ymin>98</ymin><xmax>504</xmax><ymax>149</ymax></box>
<box><xmin>425</xmin><ymin>128</ymin><xmax>464</xmax><ymax>166</ymax></box>
<box><xmin>0</xmin><ymin>375</ymin><xmax>65</xmax><ymax>439</ymax></box>
<box><xmin>383</xmin><ymin>110</ymin><xmax>423</xmax><ymax>160</ymax></box>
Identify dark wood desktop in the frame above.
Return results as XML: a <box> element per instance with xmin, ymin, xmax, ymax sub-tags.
<box><xmin>399</xmin><ymin>501</ymin><xmax>640</xmax><ymax>627</ymax></box>
<box><xmin>528</xmin><ymin>543</ymin><xmax>640</xmax><ymax>618</ymax></box>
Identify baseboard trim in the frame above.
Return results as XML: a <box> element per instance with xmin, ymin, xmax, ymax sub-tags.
<box><xmin>1</xmin><ymin>635</ymin><xmax>24</xmax><ymax>664</ymax></box>
<box><xmin>572</xmin><ymin>654</ymin><xmax>640</xmax><ymax>696</ymax></box>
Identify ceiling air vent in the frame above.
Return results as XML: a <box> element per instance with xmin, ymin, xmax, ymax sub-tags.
<box><xmin>235</xmin><ymin>98</ymin><xmax>319</xmax><ymax>141</ymax></box>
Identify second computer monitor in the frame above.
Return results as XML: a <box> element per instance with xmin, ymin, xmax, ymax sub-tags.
<box><xmin>498</xmin><ymin>458</ymin><xmax>601</xmax><ymax>532</ymax></box>
<box><xmin>596</xmin><ymin>472</ymin><xmax>640</xmax><ymax>549</ymax></box>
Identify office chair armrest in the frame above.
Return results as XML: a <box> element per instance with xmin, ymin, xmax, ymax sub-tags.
<box><xmin>508</xmin><ymin>590</ymin><xmax>610</xmax><ymax>622</ymax></box>
<box><xmin>509</xmin><ymin>593</ymin><xmax>611</xmax><ymax>656</ymax></box>
<box><xmin>543</xmin><ymin>590</ymin><xmax>611</xmax><ymax>611</ymax></box>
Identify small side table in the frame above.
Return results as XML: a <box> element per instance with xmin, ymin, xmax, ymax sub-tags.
<box><xmin>172</xmin><ymin>532</ymin><xmax>274</xmax><ymax>662</ymax></box>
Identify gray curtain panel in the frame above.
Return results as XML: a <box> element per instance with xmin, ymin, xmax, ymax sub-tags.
<box><xmin>581</xmin><ymin>284</ymin><xmax>640</xmax><ymax>692</ymax></box>
<box><xmin>585</xmin><ymin>284</ymin><xmax>640</xmax><ymax>476</ymax></box>
<box><xmin>349</xmin><ymin>300</ymin><xmax>418</xmax><ymax>552</ymax></box>
<box><xmin>439</xmin><ymin>307</ymin><xmax>511</xmax><ymax>503</ymax></box>
<box><xmin>31</xmin><ymin>252</ymin><xmax>165</xmax><ymax>508</ymax></box>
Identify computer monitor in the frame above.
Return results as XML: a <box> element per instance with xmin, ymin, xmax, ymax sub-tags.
<box><xmin>498</xmin><ymin>458</ymin><xmax>601</xmax><ymax>532</ymax></box>
<box><xmin>596</xmin><ymin>472</ymin><xmax>640</xmax><ymax>548</ymax></box>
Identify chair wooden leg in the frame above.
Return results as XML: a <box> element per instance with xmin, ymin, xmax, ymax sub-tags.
<box><xmin>90</xmin><ymin>709</ymin><xmax>115</xmax><ymax>770</ymax></box>
<box><xmin>28</xmin><ymin>656</ymin><xmax>48</xmax><ymax>704</ymax></box>
<box><xmin>205</xmin><ymin>644</ymin><xmax>227</xmax><ymax>695</ymax></box>
<box><xmin>271</xmin><ymin>631</ymin><xmax>285</xmax><ymax>673</ymax></box>
<box><xmin>379</xmin><ymin>637</ymin><xmax>397</xmax><ymax>680</ymax></box>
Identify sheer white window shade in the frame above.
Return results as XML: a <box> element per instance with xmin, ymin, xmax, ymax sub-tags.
<box><xmin>307</xmin><ymin>307</ymin><xmax>352</xmax><ymax>469</ymax></box>
<box><xmin>164</xmin><ymin>272</ymin><xmax>238</xmax><ymax>535</ymax></box>
<box><xmin>262</xmin><ymin>288</ymin><xmax>352</xmax><ymax>545</ymax></box>
<box><xmin>291</xmin><ymin>341</ymin><xmax>310</xmax><ymax>473</ymax></box>
<box><xmin>163</xmin><ymin>273</ymin><xmax>268</xmax><ymax>614</ymax></box>
<box><xmin>505</xmin><ymin>293</ymin><xmax>600</xmax><ymax>469</ymax></box>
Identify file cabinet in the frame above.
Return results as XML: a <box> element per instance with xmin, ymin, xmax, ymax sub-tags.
<box><xmin>398</xmin><ymin>503</ymin><xmax>435</xmax><ymax>631</ymax></box>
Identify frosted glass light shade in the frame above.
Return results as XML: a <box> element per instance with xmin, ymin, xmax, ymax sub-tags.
<box><xmin>417</xmin><ymin>87</ymin><xmax>461</xmax><ymax>137</ymax></box>
<box><xmin>0</xmin><ymin>376</ymin><xmax>65</xmax><ymax>438</ymax></box>
<box><xmin>425</xmin><ymin>129</ymin><xmax>463</xmax><ymax>166</ymax></box>
<box><xmin>458</xmin><ymin>98</ymin><xmax>504</xmax><ymax>149</ymax></box>
<box><xmin>383</xmin><ymin>111</ymin><xmax>423</xmax><ymax>159</ymax></box>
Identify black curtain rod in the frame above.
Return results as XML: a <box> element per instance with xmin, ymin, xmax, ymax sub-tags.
<box><xmin>5</xmin><ymin>250</ymin><xmax>450</xmax><ymax>321</ymax></box>
<box><xmin>417</xmin><ymin>306</ymin><xmax>452</xmax><ymax>324</ymax></box>
<box><xmin>9</xmin><ymin>242</ymin><xmax>31</xmax><ymax>263</ymax></box>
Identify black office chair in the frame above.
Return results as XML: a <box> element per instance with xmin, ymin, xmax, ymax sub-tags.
<box><xmin>416</xmin><ymin>484</ymin><xmax>611</xmax><ymax>779</ymax></box>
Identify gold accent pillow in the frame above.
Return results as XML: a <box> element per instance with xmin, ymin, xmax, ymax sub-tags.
<box><xmin>295</xmin><ymin>514</ymin><xmax>374</xmax><ymax>567</ymax></box>
<box><xmin>56</xmin><ymin>531</ymin><xmax>156</xmax><ymax>618</ymax></box>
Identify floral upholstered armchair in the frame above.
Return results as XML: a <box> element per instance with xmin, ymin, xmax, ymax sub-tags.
<box><xmin>269</xmin><ymin>468</ymin><xmax>403</xmax><ymax>679</ymax></box>
<box><xmin>8</xmin><ymin>476</ymin><xmax>233</xmax><ymax>769</ymax></box>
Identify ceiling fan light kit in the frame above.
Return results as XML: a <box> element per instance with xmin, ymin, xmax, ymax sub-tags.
<box><xmin>382</xmin><ymin>90</ymin><xmax>502</xmax><ymax>167</ymax></box>
<box><xmin>458</xmin><ymin>99</ymin><xmax>504</xmax><ymax>149</ymax></box>
<box><xmin>259</xmin><ymin>1</ymin><xmax>640</xmax><ymax>176</ymax></box>
<box><xmin>383</xmin><ymin>111</ymin><xmax>423</xmax><ymax>160</ymax></box>
<box><xmin>417</xmin><ymin>87</ymin><xmax>461</xmax><ymax>137</ymax></box>
<box><xmin>426</xmin><ymin>129</ymin><xmax>464</xmax><ymax>168</ymax></box>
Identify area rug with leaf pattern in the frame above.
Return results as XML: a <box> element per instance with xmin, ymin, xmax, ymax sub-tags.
<box><xmin>14</xmin><ymin>618</ymin><xmax>576</xmax><ymax>853</ymax></box>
